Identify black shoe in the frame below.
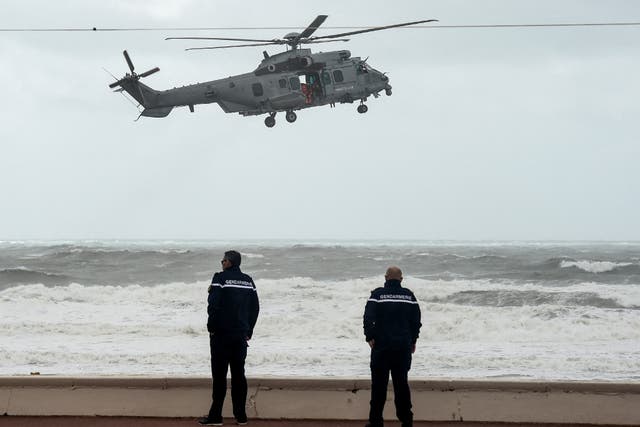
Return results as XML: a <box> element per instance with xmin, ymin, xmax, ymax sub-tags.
<box><xmin>198</xmin><ymin>416</ymin><xmax>223</xmax><ymax>426</ymax></box>
<box><xmin>236</xmin><ymin>415</ymin><xmax>248</xmax><ymax>425</ymax></box>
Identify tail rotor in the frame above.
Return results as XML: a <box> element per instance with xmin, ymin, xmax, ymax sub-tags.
<box><xmin>108</xmin><ymin>50</ymin><xmax>160</xmax><ymax>89</ymax></box>
<box><xmin>123</xmin><ymin>50</ymin><xmax>135</xmax><ymax>74</ymax></box>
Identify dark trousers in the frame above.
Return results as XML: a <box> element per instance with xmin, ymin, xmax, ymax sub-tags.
<box><xmin>369</xmin><ymin>345</ymin><xmax>413</xmax><ymax>427</ymax></box>
<box><xmin>208</xmin><ymin>334</ymin><xmax>248</xmax><ymax>420</ymax></box>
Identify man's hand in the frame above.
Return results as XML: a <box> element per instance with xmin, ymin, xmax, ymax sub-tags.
<box><xmin>368</xmin><ymin>339</ymin><xmax>375</xmax><ymax>349</ymax></box>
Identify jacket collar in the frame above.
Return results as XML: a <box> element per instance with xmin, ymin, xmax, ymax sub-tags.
<box><xmin>384</xmin><ymin>279</ymin><xmax>402</xmax><ymax>288</ymax></box>
<box><xmin>225</xmin><ymin>265</ymin><xmax>241</xmax><ymax>272</ymax></box>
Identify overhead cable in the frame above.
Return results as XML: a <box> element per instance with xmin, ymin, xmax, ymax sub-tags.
<box><xmin>1</xmin><ymin>22</ymin><xmax>640</xmax><ymax>32</ymax></box>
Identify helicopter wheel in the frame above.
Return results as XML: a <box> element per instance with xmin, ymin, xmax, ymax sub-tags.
<box><xmin>264</xmin><ymin>115</ymin><xmax>276</xmax><ymax>128</ymax></box>
<box><xmin>385</xmin><ymin>88</ymin><xmax>392</xmax><ymax>96</ymax></box>
<box><xmin>357</xmin><ymin>104</ymin><xmax>368</xmax><ymax>114</ymax></box>
<box><xmin>285</xmin><ymin>111</ymin><xmax>297</xmax><ymax>123</ymax></box>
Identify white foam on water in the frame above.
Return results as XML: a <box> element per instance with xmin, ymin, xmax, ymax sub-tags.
<box><xmin>1</xmin><ymin>277</ymin><xmax>639</xmax><ymax>379</ymax></box>
<box><xmin>243</xmin><ymin>253</ymin><xmax>265</xmax><ymax>259</ymax></box>
<box><xmin>560</xmin><ymin>260</ymin><xmax>634</xmax><ymax>273</ymax></box>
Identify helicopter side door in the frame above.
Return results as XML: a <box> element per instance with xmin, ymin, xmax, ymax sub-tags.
<box><xmin>325</xmin><ymin>65</ymin><xmax>357</xmax><ymax>103</ymax></box>
<box><xmin>266</xmin><ymin>74</ymin><xmax>306</xmax><ymax>111</ymax></box>
<box><xmin>299</xmin><ymin>72</ymin><xmax>324</xmax><ymax>105</ymax></box>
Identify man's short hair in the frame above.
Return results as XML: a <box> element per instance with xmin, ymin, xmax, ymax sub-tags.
<box><xmin>385</xmin><ymin>266</ymin><xmax>403</xmax><ymax>280</ymax></box>
<box><xmin>224</xmin><ymin>250</ymin><xmax>242</xmax><ymax>267</ymax></box>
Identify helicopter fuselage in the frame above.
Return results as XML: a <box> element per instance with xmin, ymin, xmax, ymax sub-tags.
<box><xmin>110</xmin><ymin>15</ymin><xmax>436</xmax><ymax>126</ymax></box>
<box><xmin>122</xmin><ymin>48</ymin><xmax>391</xmax><ymax>124</ymax></box>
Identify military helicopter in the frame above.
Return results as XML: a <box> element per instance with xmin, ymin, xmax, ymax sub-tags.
<box><xmin>108</xmin><ymin>15</ymin><xmax>437</xmax><ymax>127</ymax></box>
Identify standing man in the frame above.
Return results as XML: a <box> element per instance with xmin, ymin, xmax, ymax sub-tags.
<box><xmin>363</xmin><ymin>266</ymin><xmax>421</xmax><ymax>427</ymax></box>
<box><xmin>200</xmin><ymin>250</ymin><xmax>259</xmax><ymax>426</ymax></box>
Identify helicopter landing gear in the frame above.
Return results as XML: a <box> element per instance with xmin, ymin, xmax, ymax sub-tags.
<box><xmin>285</xmin><ymin>111</ymin><xmax>297</xmax><ymax>123</ymax></box>
<box><xmin>357</xmin><ymin>104</ymin><xmax>369</xmax><ymax>114</ymax></box>
<box><xmin>385</xmin><ymin>88</ymin><xmax>392</xmax><ymax>96</ymax></box>
<box><xmin>264</xmin><ymin>113</ymin><xmax>276</xmax><ymax>128</ymax></box>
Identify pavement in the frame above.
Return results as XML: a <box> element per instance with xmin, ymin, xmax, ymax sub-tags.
<box><xmin>0</xmin><ymin>418</ymin><xmax>623</xmax><ymax>427</ymax></box>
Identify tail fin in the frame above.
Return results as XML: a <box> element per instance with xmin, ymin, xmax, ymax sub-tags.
<box><xmin>109</xmin><ymin>50</ymin><xmax>172</xmax><ymax>117</ymax></box>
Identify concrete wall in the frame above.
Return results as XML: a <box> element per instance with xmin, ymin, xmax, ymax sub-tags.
<box><xmin>1</xmin><ymin>377</ymin><xmax>639</xmax><ymax>425</ymax></box>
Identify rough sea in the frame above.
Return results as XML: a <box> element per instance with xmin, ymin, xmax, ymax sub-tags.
<box><xmin>1</xmin><ymin>240</ymin><xmax>639</xmax><ymax>381</ymax></box>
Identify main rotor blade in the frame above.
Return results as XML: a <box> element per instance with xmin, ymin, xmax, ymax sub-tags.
<box><xmin>166</xmin><ymin>36</ymin><xmax>277</xmax><ymax>43</ymax></box>
<box><xmin>309</xmin><ymin>19</ymin><xmax>438</xmax><ymax>41</ymax></box>
<box><xmin>303</xmin><ymin>38</ymin><xmax>350</xmax><ymax>44</ymax></box>
<box><xmin>138</xmin><ymin>67</ymin><xmax>160</xmax><ymax>78</ymax></box>
<box><xmin>123</xmin><ymin>50</ymin><xmax>135</xmax><ymax>73</ymax></box>
<box><xmin>298</xmin><ymin>15</ymin><xmax>328</xmax><ymax>39</ymax></box>
<box><xmin>185</xmin><ymin>42</ymin><xmax>282</xmax><ymax>51</ymax></box>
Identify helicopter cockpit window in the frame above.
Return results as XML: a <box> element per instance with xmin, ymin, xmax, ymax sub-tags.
<box><xmin>289</xmin><ymin>77</ymin><xmax>301</xmax><ymax>91</ymax></box>
<box><xmin>333</xmin><ymin>70</ymin><xmax>344</xmax><ymax>83</ymax></box>
<box><xmin>252</xmin><ymin>83</ymin><xmax>263</xmax><ymax>97</ymax></box>
<box><xmin>322</xmin><ymin>71</ymin><xmax>332</xmax><ymax>84</ymax></box>
<box><xmin>278</xmin><ymin>78</ymin><xmax>287</xmax><ymax>89</ymax></box>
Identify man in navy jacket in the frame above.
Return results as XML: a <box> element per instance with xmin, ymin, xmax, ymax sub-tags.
<box><xmin>201</xmin><ymin>250</ymin><xmax>259</xmax><ymax>426</ymax></box>
<box><xmin>363</xmin><ymin>266</ymin><xmax>422</xmax><ymax>427</ymax></box>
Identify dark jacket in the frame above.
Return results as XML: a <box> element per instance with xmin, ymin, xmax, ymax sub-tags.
<box><xmin>207</xmin><ymin>265</ymin><xmax>259</xmax><ymax>339</ymax></box>
<box><xmin>363</xmin><ymin>279</ymin><xmax>422</xmax><ymax>348</ymax></box>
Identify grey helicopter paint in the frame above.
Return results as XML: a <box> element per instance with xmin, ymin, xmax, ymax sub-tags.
<box><xmin>108</xmin><ymin>15</ymin><xmax>437</xmax><ymax>127</ymax></box>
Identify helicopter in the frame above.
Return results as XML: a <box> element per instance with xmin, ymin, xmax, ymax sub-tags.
<box><xmin>108</xmin><ymin>15</ymin><xmax>437</xmax><ymax>127</ymax></box>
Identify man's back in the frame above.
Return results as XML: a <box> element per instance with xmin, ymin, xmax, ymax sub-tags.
<box><xmin>363</xmin><ymin>266</ymin><xmax>422</xmax><ymax>427</ymax></box>
<box><xmin>208</xmin><ymin>266</ymin><xmax>259</xmax><ymax>339</ymax></box>
<box><xmin>364</xmin><ymin>279</ymin><xmax>421</xmax><ymax>349</ymax></box>
<box><xmin>202</xmin><ymin>250</ymin><xmax>259</xmax><ymax>426</ymax></box>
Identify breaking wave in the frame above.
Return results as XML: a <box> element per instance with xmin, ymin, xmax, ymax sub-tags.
<box><xmin>2</xmin><ymin>241</ymin><xmax>640</xmax><ymax>379</ymax></box>
<box><xmin>0</xmin><ymin>267</ymin><xmax>72</xmax><ymax>289</ymax></box>
<box><xmin>428</xmin><ymin>289</ymin><xmax>630</xmax><ymax>309</ymax></box>
<box><xmin>560</xmin><ymin>260</ymin><xmax>634</xmax><ymax>274</ymax></box>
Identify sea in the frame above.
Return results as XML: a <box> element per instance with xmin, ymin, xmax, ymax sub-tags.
<box><xmin>1</xmin><ymin>240</ymin><xmax>639</xmax><ymax>381</ymax></box>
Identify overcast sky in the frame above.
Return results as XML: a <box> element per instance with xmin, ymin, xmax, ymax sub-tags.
<box><xmin>1</xmin><ymin>0</ymin><xmax>639</xmax><ymax>241</ymax></box>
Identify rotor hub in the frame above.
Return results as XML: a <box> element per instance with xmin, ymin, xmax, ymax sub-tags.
<box><xmin>283</xmin><ymin>32</ymin><xmax>301</xmax><ymax>40</ymax></box>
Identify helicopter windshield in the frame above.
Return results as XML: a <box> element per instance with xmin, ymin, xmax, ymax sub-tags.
<box><xmin>357</xmin><ymin>61</ymin><xmax>370</xmax><ymax>74</ymax></box>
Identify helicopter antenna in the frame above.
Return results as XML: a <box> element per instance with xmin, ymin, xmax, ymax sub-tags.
<box><xmin>121</xmin><ymin>91</ymin><xmax>142</xmax><ymax>111</ymax></box>
<box><xmin>102</xmin><ymin>66</ymin><xmax>142</xmax><ymax>111</ymax></box>
<box><xmin>102</xmin><ymin>66</ymin><xmax>118</xmax><ymax>81</ymax></box>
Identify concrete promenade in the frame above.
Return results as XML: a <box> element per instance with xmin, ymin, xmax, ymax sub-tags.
<box><xmin>0</xmin><ymin>417</ymin><xmax>628</xmax><ymax>427</ymax></box>
<box><xmin>1</xmin><ymin>377</ymin><xmax>639</xmax><ymax>425</ymax></box>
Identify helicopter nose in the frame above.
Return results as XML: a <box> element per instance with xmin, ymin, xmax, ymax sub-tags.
<box><xmin>381</xmin><ymin>74</ymin><xmax>389</xmax><ymax>82</ymax></box>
